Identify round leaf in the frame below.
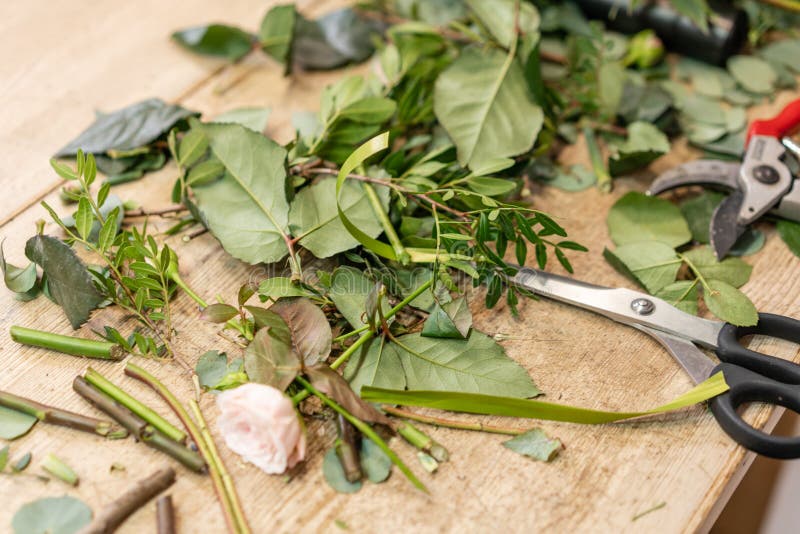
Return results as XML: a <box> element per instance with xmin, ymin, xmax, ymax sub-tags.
<box><xmin>607</xmin><ymin>192</ymin><xmax>691</xmax><ymax>248</ymax></box>
<box><xmin>12</xmin><ymin>496</ymin><xmax>92</xmax><ymax>534</ymax></box>
<box><xmin>727</xmin><ymin>55</ymin><xmax>777</xmax><ymax>95</ymax></box>
<box><xmin>703</xmin><ymin>279</ymin><xmax>758</xmax><ymax>326</ymax></box>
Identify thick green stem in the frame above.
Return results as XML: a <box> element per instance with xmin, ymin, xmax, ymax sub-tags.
<box><xmin>296</xmin><ymin>375</ymin><xmax>427</xmax><ymax>492</ymax></box>
<box><xmin>395</xmin><ymin>421</ymin><xmax>449</xmax><ymax>462</ymax></box>
<box><xmin>84</xmin><ymin>367</ymin><xmax>186</xmax><ymax>443</ymax></box>
<box><xmin>10</xmin><ymin>326</ymin><xmax>124</xmax><ymax>360</ymax></box>
<box><xmin>583</xmin><ymin>127</ymin><xmax>612</xmax><ymax>193</ymax></box>
<box><xmin>0</xmin><ymin>389</ymin><xmax>123</xmax><ymax>438</ymax></box>
<box><xmin>363</xmin><ymin>182</ymin><xmax>410</xmax><ymax>265</ymax></box>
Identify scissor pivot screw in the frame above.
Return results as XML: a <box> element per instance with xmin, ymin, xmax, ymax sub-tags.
<box><xmin>752</xmin><ymin>164</ymin><xmax>780</xmax><ymax>184</ymax></box>
<box><xmin>631</xmin><ymin>298</ymin><xmax>655</xmax><ymax>315</ymax></box>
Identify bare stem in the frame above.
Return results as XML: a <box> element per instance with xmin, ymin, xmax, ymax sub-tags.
<box><xmin>124</xmin><ymin>205</ymin><xmax>187</xmax><ymax>218</ymax></box>
<box><xmin>156</xmin><ymin>495</ymin><xmax>176</xmax><ymax>534</ymax></box>
<box><xmin>10</xmin><ymin>325</ymin><xmax>124</xmax><ymax>360</ymax></box>
<box><xmin>383</xmin><ymin>406</ymin><xmax>529</xmax><ymax>436</ymax></box>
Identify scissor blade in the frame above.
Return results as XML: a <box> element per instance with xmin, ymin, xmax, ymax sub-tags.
<box><xmin>510</xmin><ymin>267</ymin><xmax>723</xmax><ymax>348</ymax></box>
<box><xmin>634</xmin><ymin>325</ymin><xmax>717</xmax><ymax>384</ymax></box>
<box><xmin>647</xmin><ymin>160</ymin><xmax>741</xmax><ymax>196</ymax></box>
<box><xmin>710</xmin><ymin>191</ymin><xmax>748</xmax><ymax>260</ymax></box>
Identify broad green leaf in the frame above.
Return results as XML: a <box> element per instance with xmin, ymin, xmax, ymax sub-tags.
<box><xmin>25</xmin><ymin>235</ymin><xmax>103</xmax><ymax>328</ymax></box>
<box><xmin>291</xmin><ymin>9</ymin><xmax>379</xmax><ymax>71</ymax></box>
<box><xmin>177</xmin><ymin>129</ymin><xmax>209</xmax><ymax>168</ymax></box>
<box><xmin>172</xmin><ymin>24</ymin><xmax>253</xmax><ymax>61</ymax></box>
<box><xmin>200</xmin><ymin>303</ymin><xmax>239</xmax><ymax>323</ymax></box>
<box><xmin>607</xmin><ymin>192</ymin><xmax>691</xmax><ymax>248</ymax></box>
<box><xmin>0</xmin><ymin>445</ymin><xmax>8</xmax><ymax>470</ymax></box>
<box><xmin>421</xmin><ymin>297</ymin><xmax>472</xmax><ymax>339</ymax></box>
<box><xmin>671</xmin><ymin>0</ymin><xmax>709</xmax><ymax>31</ymax></box>
<box><xmin>0</xmin><ymin>406</ymin><xmax>37</xmax><ymax>440</ymax></box>
<box><xmin>539</xmin><ymin>164</ymin><xmax>596</xmax><ymax>192</ymax></box>
<box><xmin>434</xmin><ymin>46</ymin><xmax>543</xmax><ymax>171</ymax></box>
<box><xmin>685</xmin><ymin>123</ymin><xmax>727</xmax><ymax>145</ymax></box>
<box><xmin>270</xmin><ymin>297</ymin><xmax>332</xmax><ymax>366</ymax></box>
<box><xmin>360</xmin><ymin>438</ymin><xmax>392</xmax><ymax>483</ymax></box>
<box><xmin>465</xmin><ymin>0</ymin><xmax>540</xmax><ymax>48</ymax></box>
<box><xmin>329</xmin><ymin>267</ymin><xmax>391</xmax><ymax>330</ymax></box>
<box><xmin>392</xmin><ymin>331</ymin><xmax>539</xmax><ymax>397</ymax></box>
<box><xmin>682</xmin><ymin>247</ymin><xmax>752</xmax><ymax>288</ymax></box>
<box><xmin>727</xmin><ymin>55</ymin><xmax>776</xmax><ymax>95</ymax></box>
<box><xmin>259</xmin><ymin>4</ymin><xmax>296</xmax><ymax>63</ymax></box>
<box><xmin>289</xmin><ymin>179</ymin><xmax>389</xmax><ymax>258</ymax></box>
<box><xmin>0</xmin><ymin>241</ymin><xmax>37</xmax><ymax>294</ymax></box>
<box><xmin>54</xmin><ymin>99</ymin><xmax>197</xmax><ymax>157</ymax></box>
<box><xmin>759</xmin><ymin>39</ymin><xmax>800</xmax><ymax>75</ymax></box>
<box><xmin>323</xmin><ymin>448</ymin><xmax>362</xmax><ymax>493</ymax></box>
<box><xmin>74</xmin><ymin>198</ymin><xmax>93</xmax><ymax>240</ymax></box>
<box><xmin>243</xmin><ymin>316</ymin><xmax>299</xmax><ymax>391</ymax></box>
<box><xmin>344</xmin><ymin>337</ymin><xmax>406</xmax><ymax>395</ymax></box>
<box><xmin>608</xmin><ymin>121</ymin><xmax>669</xmax><ymax>176</ymax></box>
<box><xmin>192</xmin><ymin>122</ymin><xmax>290</xmax><ymax>264</ymax></box>
<box><xmin>681</xmin><ymin>94</ymin><xmax>726</xmax><ymax>125</ymax></box>
<box><xmin>186</xmin><ymin>157</ymin><xmax>225</xmax><ymax>186</ymax></box>
<box><xmin>598</xmin><ymin>61</ymin><xmax>626</xmax><ymax>117</ymax></box>
<box><xmin>680</xmin><ymin>191</ymin><xmax>725</xmax><ymax>243</ymax></box>
<box><xmin>465</xmin><ymin>176</ymin><xmax>517</xmax><ymax>197</ymax></box>
<box><xmin>502</xmin><ymin>428</ymin><xmax>562</xmax><ymax>462</ymax></box>
<box><xmin>213</xmin><ymin>107</ymin><xmax>271</xmax><ymax>133</ymax></box>
<box><xmin>258</xmin><ymin>277</ymin><xmax>313</xmax><ymax>301</ymax></box>
<box><xmin>196</xmin><ymin>350</ymin><xmax>247</xmax><ymax>391</ymax></box>
<box><xmin>655</xmin><ymin>280</ymin><xmax>699</xmax><ymax>315</ymax></box>
<box><xmin>603</xmin><ymin>241</ymin><xmax>681</xmax><ymax>293</ymax></box>
<box><xmin>703</xmin><ymin>279</ymin><xmax>758</xmax><ymax>326</ymax></box>
<box><xmin>12</xmin><ymin>496</ymin><xmax>92</xmax><ymax>534</ymax></box>
<box><xmin>777</xmin><ymin>219</ymin><xmax>800</xmax><ymax>259</ymax></box>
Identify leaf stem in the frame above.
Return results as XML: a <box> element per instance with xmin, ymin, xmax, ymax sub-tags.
<box><xmin>394</xmin><ymin>421</ymin><xmax>449</xmax><ymax>462</ymax></box>
<box><xmin>678</xmin><ymin>253</ymin><xmax>713</xmax><ymax>293</ymax></box>
<box><xmin>363</xmin><ymin>182</ymin><xmax>410</xmax><ymax>265</ymax></box>
<box><xmin>10</xmin><ymin>325</ymin><xmax>124</xmax><ymax>360</ymax></box>
<box><xmin>295</xmin><ymin>375</ymin><xmax>427</xmax><ymax>492</ymax></box>
<box><xmin>84</xmin><ymin>367</ymin><xmax>187</xmax><ymax>443</ymax></box>
<box><xmin>383</xmin><ymin>406</ymin><xmax>529</xmax><ymax>436</ymax></box>
<box><xmin>583</xmin><ymin>127</ymin><xmax>612</xmax><ymax>193</ymax></box>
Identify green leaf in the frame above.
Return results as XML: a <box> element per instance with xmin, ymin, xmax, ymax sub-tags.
<box><xmin>538</xmin><ymin>164</ymin><xmax>596</xmax><ymax>192</ymax></box>
<box><xmin>391</xmin><ymin>331</ymin><xmax>539</xmax><ymax>397</ymax></box>
<box><xmin>608</xmin><ymin>122</ymin><xmax>669</xmax><ymax>177</ymax></box>
<box><xmin>323</xmin><ymin>448</ymin><xmax>362</xmax><ymax>493</ymax></box>
<box><xmin>682</xmin><ymin>247</ymin><xmax>752</xmax><ymax>288</ymax></box>
<box><xmin>289</xmin><ymin>178</ymin><xmax>390</xmax><ymax>258</ymax></box>
<box><xmin>465</xmin><ymin>176</ymin><xmax>517</xmax><ymax>197</ymax></box>
<box><xmin>12</xmin><ymin>496</ymin><xmax>92</xmax><ymax>534</ymax></box>
<box><xmin>703</xmin><ymin>279</ymin><xmax>758</xmax><ymax>326</ymax></box>
<box><xmin>25</xmin><ymin>235</ymin><xmax>103</xmax><ymax>328</ymax></box>
<box><xmin>670</xmin><ymin>0</ymin><xmax>709</xmax><ymax>31</ymax></box>
<box><xmin>0</xmin><ymin>406</ymin><xmax>37</xmax><ymax>440</ymax></box>
<box><xmin>12</xmin><ymin>451</ymin><xmax>32</xmax><ymax>472</ymax></box>
<box><xmin>680</xmin><ymin>191</ymin><xmax>725</xmax><ymax>243</ymax></box>
<box><xmin>729</xmin><ymin>228</ymin><xmax>765</xmax><ymax>257</ymax></box>
<box><xmin>339</xmin><ymin>97</ymin><xmax>397</xmax><ymax>123</ymax></box>
<box><xmin>290</xmin><ymin>9</ymin><xmax>379</xmax><ymax>71</ymax></box>
<box><xmin>598</xmin><ymin>61</ymin><xmax>626</xmax><ymax>117</ymax></box>
<box><xmin>243</xmin><ymin>316</ymin><xmax>299</xmax><ymax>391</ymax></box>
<box><xmin>61</xmin><ymin>194</ymin><xmax>124</xmax><ymax>244</ymax></box>
<box><xmin>502</xmin><ymin>428</ymin><xmax>562</xmax><ymax>462</ymax></box>
<box><xmin>259</xmin><ymin>4</ymin><xmax>296</xmax><ymax>63</ymax></box>
<box><xmin>41</xmin><ymin>453</ymin><xmax>78</xmax><ymax>485</ymax></box>
<box><xmin>54</xmin><ymin>98</ymin><xmax>197</xmax><ymax>157</ymax></box>
<box><xmin>465</xmin><ymin>0</ymin><xmax>540</xmax><ymax>48</ymax></box>
<box><xmin>434</xmin><ymin>45</ymin><xmax>543</xmax><ymax>171</ymax></box>
<box><xmin>360</xmin><ymin>438</ymin><xmax>392</xmax><ymax>483</ymax></box>
<box><xmin>213</xmin><ymin>107</ymin><xmax>271</xmax><ymax>133</ymax></box>
<box><xmin>196</xmin><ymin>350</ymin><xmax>247</xmax><ymax>391</ymax></box>
<box><xmin>344</xmin><ymin>337</ymin><xmax>406</xmax><ymax>395</ymax></box>
<box><xmin>0</xmin><ymin>445</ymin><xmax>8</xmax><ymax>470</ymax></box>
<box><xmin>777</xmin><ymin>219</ymin><xmax>800</xmax><ymax>259</ymax></box>
<box><xmin>603</xmin><ymin>241</ymin><xmax>681</xmax><ymax>293</ymax></box>
<box><xmin>50</xmin><ymin>159</ymin><xmax>79</xmax><ymax>180</ymax></box>
<box><xmin>177</xmin><ymin>129</ymin><xmax>209</xmax><ymax>168</ymax></box>
<box><xmin>421</xmin><ymin>297</ymin><xmax>472</xmax><ymax>339</ymax></box>
<box><xmin>258</xmin><ymin>277</ymin><xmax>312</xmax><ymax>300</ymax></box>
<box><xmin>0</xmin><ymin>241</ymin><xmax>37</xmax><ymax>294</ymax></box>
<box><xmin>186</xmin><ymin>157</ymin><xmax>225</xmax><ymax>186</ymax></box>
<box><xmin>172</xmin><ymin>24</ymin><xmax>253</xmax><ymax>61</ymax></box>
<box><xmin>74</xmin><ymin>197</ymin><xmax>93</xmax><ymax>240</ymax></box>
<box><xmin>759</xmin><ymin>39</ymin><xmax>800</xmax><ymax>75</ymax></box>
<box><xmin>681</xmin><ymin>94</ymin><xmax>726</xmax><ymax>125</ymax></box>
<box><xmin>270</xmin><ymin>297</ymin><xmax>332</xmax><ymax>367</ymax></box>
<box><xmin>727</xmin><ymin>55</ymin><xmax>777</xmax><ymax>95</ymax></box>
<box><xmin>200</xmin><ymin>303</ymin><xmax>239</xmax><ymax>323</ymax></box>
<box><xmin>655</xmin><ymin>280</ymin><xmax>699</xmax><ymax>315</ymax></box>
<box><xmin>191</xmin><ymin>122</ymin><xmax>290</xmax><ymax>264</ymax></box>
<box><xmin>607</xmin><ymin>192</ymin><xmax>691</xmax><ymax>248</ymax></box>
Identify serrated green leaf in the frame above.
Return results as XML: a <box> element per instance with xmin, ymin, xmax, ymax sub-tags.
<box><xmin>421</xmin><ymin>297</ymin><xmax>472</xmax><ymax>339</ymax></box>
<box><xmin>703</xmin><ymin>279</ymin><xmax>758</xmax><ymax>326</ymax></box>
<box><xmin>270</xmin><ymin>297</ymin><xmax>332</xmax><ymax>367</ymax></box>
<box><xmin>177</xmin><ymin>129</ymin><xmax>209</xmax><ymax>168</ymax></box>
<box><xmin>655</xmin><ymin>280</ymin><xmax>699</xmax><ymax>315</ymax></box>
<box><xmin>607</xmin><ymin>192</ymin><xmax>691</xmax><ymax>248</ymax></box>
<box><xmin>12</xmin><ymin>495</ymin><xmax>92</xmax><ymax>534</ymax></box>
<box><xmin>213</xmin><ymin>107</ymin><xmax>271</xmax><ymax>133</ymax></box>
<box><xmin>502</xmin><ymin>428</ymin><xmax>562</xmax><ymax>462</ymax></box>
<box><xmin>465</xmin><ymin>0</ymin><xmax>540</xmax><ymax>48</ymax></box>
<box><xmin>682</xmin><ymin>246</ymin><xmax>752</xmax><ymax>288</ymax></box>
<box><xmin>680</xmin><ymin>191</ymin><xmax>725</xmax><ymax>243</ymax></box>
<box><xmin>777</xmin><ymin>219</ymin><xmax>800</xmax><ymax>259</ymax></box>
<box><xmin>344</xmin><ymin>337</ymin><xmax>406</xmax><ymax>395</ymax></box>
<box><xmin>603</xmin><ymin>241</ymin><xmax>681</xmax><ymax>293</ymax></box>
<box><xmin>172</xmin><ymin>24</ymin><xmax>253</xmax><ymax>61</ymax></box>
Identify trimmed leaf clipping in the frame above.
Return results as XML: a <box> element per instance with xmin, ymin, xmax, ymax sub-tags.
<box><xmin>607</xmin><ymin>192</ymin><xmax>691</xmax><ymax>248</ymax></box>
<box><xmin>503</xmin><ymin>429</ymin><xmax>563</xmax><ymax>462</ymax></box>
<box><xmin>12</xmin><ymin>495</ymin><xmax>92</xmax><ymax>534</ymax></box>
<box><xmin>172</xmin><ymin>24</ymin><xmax>254</xmax><ymax>61</ymax></box>
<box><xmin>0</xmin><ymin>405</ymin><xmax>38</xmax><ymax>440</ymax></box>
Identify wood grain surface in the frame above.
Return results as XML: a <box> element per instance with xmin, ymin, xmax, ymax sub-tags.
<box><xmin>1</xmin><ymin>1</ymin><xmax>798</xmax><ymax>532</ymax></box>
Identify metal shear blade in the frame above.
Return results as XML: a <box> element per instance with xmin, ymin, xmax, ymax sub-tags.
<box><xmin>647</xmin><ymin>160</ymin><xmax>740</xmax><ymax>196</ymax></box>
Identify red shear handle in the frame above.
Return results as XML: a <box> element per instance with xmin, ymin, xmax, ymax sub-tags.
<box><xmin>746</xmin><ymin>98</ymin><xmax>800</xmax><ymax>146</ymax></box>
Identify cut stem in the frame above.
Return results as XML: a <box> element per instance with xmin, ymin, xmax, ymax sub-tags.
<box><xmin>0</xmin><ymin>389</ymin><xmax>123</xmax><ymax>438</ymax></box>
<box><xmin>41</xmin><ymin>453</ymin><xmax>78</xmax><ymax>486</ymax></box>
<box><xmin>156</xmin><ymin>495</ymin><xmax>176</xmax><ymax>534</ymax></box>
<box><xmin>10</xmin><ymin>325</ymin><xmax>124</xmax><ymax>360</ymax></box>
<box><xmin>335</xmin><ymin>414</ymin><xmax>363</xmax><ymax>483</ymax></box>
<box><xmin>395</xmin><ymin>421</ymin><xmax>449</xmax><ymax>462</ymax></box>
<box><xmin>583</xmin><ymin>127</ymin><xmax>612</xmax><ymax>193</ymax></box>
<box><xmin>383</xmin><ymin>406</ymin><xmax>528</xmax><ymax>436</ymax></box>
<box><xmin>84</xmin><ymin>367</ymin><xmax>186</xmax><ymax>443</ymax></box>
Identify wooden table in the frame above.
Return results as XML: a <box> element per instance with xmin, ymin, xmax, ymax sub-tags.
<box><xmin>1</xmin><ymin>1</ymin><xmax>798</xmax><ymax>532</ymax></box>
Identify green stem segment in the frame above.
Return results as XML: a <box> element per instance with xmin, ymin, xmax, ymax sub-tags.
<box><xmin>10</xmin><ymin>325</ymin><xmax>124</xmax><ymax>360</ymax></box>
<box><xmin>84</xmin><ymin>367</ymin><xmax>187</xmax><ymax>444</ymax></box>
<box><xmin>583</xmin><ymin>127</ymin><xmax>612</xmax><ymax>193</ymax></box>
<box><xmin>363</xmin><ymin>182</ymin><xmax>410</xmax><ymax>265</ymax></box>
<box><xmin>383</xmin><ymin>406</ymin><xmax>527</xmax><ymax>436</ymax></box>
<box><xmin>395</xmin><ymin>421</ymin><xmax>450</xmax><ymax>462</ymax></box>
<box><xmin>295</xmin><ymin>376</ymin><xmax>427</xmax><ymax>492</ymax></box>
<box><xmin>0</xmin><ymin>389</ymin><xmax>123</xmax><ymax>438</ymax></box>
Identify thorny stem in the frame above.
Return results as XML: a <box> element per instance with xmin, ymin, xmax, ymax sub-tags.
<box><xmin>0</xmin><ymin>389</ymin><xmax>123</xmax><ymax>438</ymax></box>
<box><xmin>124</xmin><ymin>363</ymin><xmax>247</xmax><ymax>534</ymax></box>
<box><xmin>295</xmin><ymin>375</ymin><xmax>427</xmax><ymax>492</ymax></box>
<box><xmin>383</xmin><ymin>406</ymin><xmax>530</xmax><ymax>436</ymax></box>
<box><xmin>10</xmin><ymin>325</ymin><xmax>124</xmax><ymax>360</ymax></box>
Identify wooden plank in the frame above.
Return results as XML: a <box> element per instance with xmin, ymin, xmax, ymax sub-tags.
<box><xmin>1</xmin><ymin>1</ymin><xmax>798</xmax><ymax>532</ymax></box>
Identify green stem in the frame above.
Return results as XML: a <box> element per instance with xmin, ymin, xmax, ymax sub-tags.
<box><xmin>678</xmin><ymin>253</ymin><xmax>713</xmax><ymax>293</ymax></box>
<box><xmin>84</xmin><ymin>367</ymin><xmax>186</xmax><ymax>443</ymax></box>
<box><xmin>395</xmin><ymin>421</ymin><xmax>449</xmax><ymax>462</ymax></box>
<box><xmin>363</xmin><ymin>182</ymin><xmax>410</xmax><ymax>265</ymax></box>
<box><xmin>583</xmin><ymin>127</ymin><xmax>612</xmax><ymax>193</ymax></box>
<box><xmin>41</xmin><ymin>453</ymin><xmax>78</xmax><ymax>486</ymax></box>
<box><xmin>383</xmin><ymin>406</ymin><xmax>528</xmax><ymax>436</ymax></box>
<box><xmin>295</xmin><ymin>376</ymin><xmax>427</xmax><ymax>492</ymax></box>
<box><xmin>10</xmin><ymin>326</ymin><xmax>124</xmax><ymax>360</ymax></box>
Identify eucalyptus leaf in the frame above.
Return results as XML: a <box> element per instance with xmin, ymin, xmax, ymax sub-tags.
<box><xmin>360</xmin><ymin>438</ymin><xmax>392</xmax><ymax>483</ymax></box>
<box><xmin>196</xmin><ymin>350</ymin><xmax>247</xmax><ymax>391</ymax></box>
<box><xmin>289</xmin><ymin>179</ymin><xmax>389</xmax><ymax>258</ymax></box>
<box><xmin>681</xmin><ymin>247</ymin><xmax>752</xmax><ymax>288</ymax></box>
<box><xmin>0</xmin><ymin>406</ymin><xmax>37</xmax><ymax>440</ymax></box>
<box><xmin>607</xmin><ymin>192</ymin><xmax>691</xmax><ymax>248</ymax></box>
<box><xmin>323</xmin><ymin>448</ymin><xmax>362</xmax><ymax>493</ymax></box>
<box><xmin>502</xmin><ymin>428</ymin><xmax>562</xmax><ymax>462</ymax></box>
<box><xmin>172</xmin><ymin>24</ymin><xmax>253</xmax><ymax>61</ymax></box>
<box><xmin>727</xmin><ymin>55</ymin><xmax>776</xmax><ymax>94</ymax></box>
<box><xmin>681</xmin><ymin>94</ymin><xmax>726</xmax><ymax>125</ymax></box>
<box><xmin>703</xmin><ymin>279</ymin><xmax>758</xmax><ymax>326</ymax></box>
<box><xmin>270</xmin><ymin>297</ymin><xmax>332</xmax><ymax>366</ymax></box>
<box><xmin>244</xmin><ymin>317</ymin><xmax>299</xmax><ymax>391</ymax></box>
<box><xmin>344</xmin><ymin>337</ymin><xmax>406</xmax><ymax>395</ymax></box>
<box><xmin>603</xmin><ymin>241</ymin><xmax>681</xmax><ymax>293</ymax></box>
<box><xmin>434</xmin><ymin>45</ymin><xmax>543</xmax><ymax>171</ymax></box>
<box><xmin>191</xmin><ymin>121</ymin><xmax>290</xmax><ymax>264</ymax></box>
<box><xmin>54</xmin><ymin>99</ymin><xmax>197</xmax><ymax>157</ymax></box>
<box><xmin>213</xmin><ymin>107</ymin><xmax>271</xmax><ymax>133</ymax></box>
<box><xmin>655</xmin><ymin>280</ymin><xmax>699</xmax><ymax>315</ymax></box>
<box><xmin>12</xmin><ymin>496</ymin><xmax>92</xmax><ymax>534</ymax></box>
<box><xmin>728</xmin><ymin>228</ymin><xmax>765</xmax><ymax>257</ymax></box>
<box><xmin>759</xmin><ymin>39</ymin><xmax>800</xmax><ymax>75</ymax></box>
<box><xmin>777</xmin><ymin>219</ymin><xmax>800</xmax><ymax>259</ymax></box>
<box><xmin>25</xmin><ymin>235</ymin><xmax>103</xmax><ymax>328</ymax></box>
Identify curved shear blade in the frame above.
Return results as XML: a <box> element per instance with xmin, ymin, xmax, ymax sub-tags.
<box><xmin>634</xmin><ymin>325</ymin><xmax>716</xmax><ymax>384</ymax></box>
<box><xmin>648</xmin><ymin>160</ymin><xmax>741</xmax><ymax>196</ymax></box>
<box><xmin>710</xmin><ymin>191</ymin><xmax>748</xmax><ymax>259</ymax></box>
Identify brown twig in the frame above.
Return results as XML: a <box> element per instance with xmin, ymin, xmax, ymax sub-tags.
<box><xmin>383</xmin><ymin>406</ymin><xmax>530</xmax><ymax>436</ymax></box>
<box><xmin>77</xmin><ymin>467</ymin><xmax>176</xmax><ymax>534</ymax></box>
<box><xmin>124</xmin><ymin>205</ymin><xmax>187</xmax><ymax>218</ymax></box>
<box><xmin>0</xmin><ymin>389</ymin><xmax>124</xmax><ymax>438</ymax></box>
<box><xmin>335</xmin><ymin>414</ymin><xmax>363</xmax><ymax>483</ymax></box>
<box><xmin>156</xmin><ymin>495</ymin><xmax>176</xmax><ymax>534</ymax></box>
<box><xmin>183</xmin><ymin>227</ymin><xmax>209</xmax><ymax>241</ymax></box>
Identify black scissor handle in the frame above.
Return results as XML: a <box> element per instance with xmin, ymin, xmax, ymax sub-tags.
<box><xmin>716</xmin><ymin>313</ymin><xmax>800</xmax><ymax>384</ymax></box>
<box><xmin>709</xmin><ymin>364</ymin><xmax>800</xmax><ymax>459</ymax></box>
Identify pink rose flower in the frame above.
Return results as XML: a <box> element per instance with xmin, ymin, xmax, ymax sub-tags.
<box><xmin>216</xmin><ymin>383</ymin><xmax>306</xmax><ymax>474</ymax></box>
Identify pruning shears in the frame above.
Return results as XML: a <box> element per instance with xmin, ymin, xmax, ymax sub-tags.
<box><xmin>648</xmin><ymin>98</ymin><xmax>800</xmax><ymax>259</ymax></box>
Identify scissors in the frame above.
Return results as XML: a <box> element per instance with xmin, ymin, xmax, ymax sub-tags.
<box><xmin>509</xmin><ymin>265</ymin><xmax>800</xmax><ymax>459</ymax></box>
